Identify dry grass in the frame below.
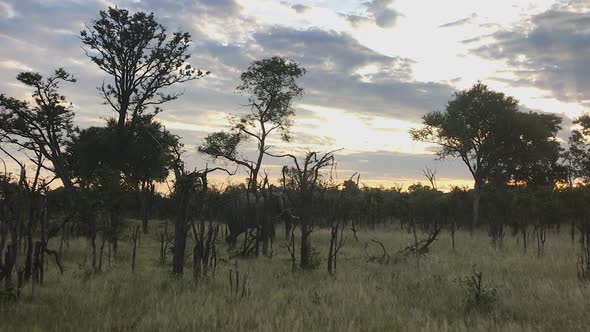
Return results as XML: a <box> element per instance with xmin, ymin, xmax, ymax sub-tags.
<box><xmin>1</xmin><ymin>220</ymin><xmax>589</xmax><ymax>331</ymax></box>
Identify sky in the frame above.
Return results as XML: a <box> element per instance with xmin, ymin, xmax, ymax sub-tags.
<box><xmin>0</xmin><ymin>0</ymin><xmax>589</xmax><ymax>190</ymax></box>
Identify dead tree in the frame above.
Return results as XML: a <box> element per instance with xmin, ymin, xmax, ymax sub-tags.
<box><xmin>229</xmin><ymin>261</ymin><xmax>251</xmax><ymax>299</ymax></box>
<box><xmin>365</xmin><ymin>223</ymin><xmax>442</xmax><ymax>265</ymax></box>
<box><xmin>131</xmin><ymin>226</ymin><xmax>140</xmax><ymax>273</ymax></box>
<box><xmin>365</xmin><ymin>239</ymin><xmax>390</xmax><ymax>264</ymax></box>
<box><xmin>533</xmin><ymin>222</ymin><xmax>547</xmax><ymax>258</ymax></box>
<box><xmin>159</xmin><ymin>220</ymin><xmax>172</xmax><ymax>265</ymax></box>
<box><xmin>270</xmin><ymin>150</ymin><xmax>338</xmax><ymax>270</ymax></box>
<box><xmin>171</xmin><ymin>146</ymin><xmax>232</xmax><ymax>276</ymax></box>
<box><xmin>171</xmin><ymin>172</ymin><xmax>197</xmax><ymax>276</ymax></box>
<box><xmin>192</xmin><ymin>220</ymin><xmax>220</xmax><ymax>279</ymax></box>
<box><xmin>327</xmin><ymin>219</ymin><xmax>346</xmax><ymax>275</ymax></box>
<box><xmin>423</xmin><ymin>167</ymin><xmax>437</xmax><ymax>190</ymax></box>
<box><xmin>397</xmin><ymin>222</ymin><xmax>442</xmax><ymax>259</ymax></box>
<box><xmin>284</xmin><ymin>225</ymin><xmax>297</xmax><ymax>272</ymax></box>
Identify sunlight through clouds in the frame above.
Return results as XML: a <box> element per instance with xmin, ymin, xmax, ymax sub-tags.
<box><xmin>0</xmin><ymin>0</ymin><xmax>587</xmax><ymax>188</ymax></box>
<box><xmin>293</xmin><ymin>103</ymin><xmax>431</xmax><ymax>155</ymax></box>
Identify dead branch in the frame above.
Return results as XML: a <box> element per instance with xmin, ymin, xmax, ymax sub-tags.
<box><xmin>365</xmin><ymin>223</ymin><xmax>442</xmax><ymax>265</ymax></box>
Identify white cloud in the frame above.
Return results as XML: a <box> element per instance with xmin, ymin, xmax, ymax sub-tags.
<box><xmin>0</xmin><ymin>1</ymin><xmax>15</xmax><ymax>18</ymax></box>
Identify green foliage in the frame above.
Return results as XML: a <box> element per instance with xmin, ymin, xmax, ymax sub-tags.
<box><xmin>410</xmin><ymin>83</ymin><xmax>563</xmax><ymax>188</ymax></box>
<box><xmin>0</xmin><ymin>68</ymin><xmax>77</xmax><ymax>188</ymax></box>
<box><xmin>197</xmin><ymin>131</ymin><xmax>243</xmax><ymax>161</ymax></box>
<box><xmin>406</xmin><ymin>184</ymin><xmax>446</xmax><ymax>227</ymax></box>
<box><xmin>67</xmin><ymin>115</ymin><xmax>179</xmax><ymax>190</ymax></box>
<box><xmin>236</xmin><ymin>56</ymin><xmax>306</xmax><ymax>142</ymax></box>
<box><xmin>489</xmin><ymin>112</ymin><xmax>565</xmax><ymax>187</ymax></box>
<box><xmin>199</xmin><ymin>56</ymin><xmax>305</xmax><ymax>190</ymax></box>
<box><xmin>410</xmin><ymin>83</ymin><xmax>519</xmax><ymax>179</ymax></box>
<box><xmin>569</xmin><ymin>114</ymin><xmax>590</xmax><ymax>182</ymax></box>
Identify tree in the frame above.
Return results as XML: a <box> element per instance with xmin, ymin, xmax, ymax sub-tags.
<box><xmin>569</xmin><ymin>114</ymin><xmax>590</xmax><ymax>182</ymax></box>
<box><xmin>81</xmin><ymin>6</ymin><xmax>207</xmax><ymax>129</ymax></box>
<box><xmin>169</xmin><ymin>146</ymin><xmax>231</xmax><ymax>276</ymax></box>
<box><xmin>199</xmin><ymin>56</ymin><xmax>306</xmax><ymax>194</ymax></box>
<box><xmin>0</xmin><ymin>69</ymin><xmax>76</xmax><ymax>190</ymax></box>
<box><xmin>488</xmin><ymin>111</ymin><xmax>565</xmax><ymax>187</ymax></box>
<box><xmin>410</xmin><ymin>82</ymin><xmax>560</xmax><ymax>229</ymax></box>
<box><xmin>198</xmin><ymin>56</ymin><xmax>305</xmax><ymax>256</ymax></box>
<box><xmin>67</xmin><ymin>116</ymin><xmax>180</xmax><ymax>233</ymax></box>
<box><xmin>125</xmin><ymin>115</ymin><xmax>179</xmax><ymax>233</ymax></box>
<box><xmin>275</xmin><ymin>150</ymin><xmax>336</xmax><ymax>269</ymax></box>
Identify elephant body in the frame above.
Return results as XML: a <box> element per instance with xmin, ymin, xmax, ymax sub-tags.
<box><xmin>224</xmin><ymin>189</ymin><xmax>295</xmax><ymax>246</ymax></box>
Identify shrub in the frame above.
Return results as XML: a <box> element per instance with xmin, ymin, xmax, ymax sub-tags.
<box><xmin>460</xmin><ymin>265</ymin><xmax>498</xmax><ymax>314</ymax></box>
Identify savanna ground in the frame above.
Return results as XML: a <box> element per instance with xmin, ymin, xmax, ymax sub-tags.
<box><xmin>1</xmin><ymin>220</ymin><xmax>588</xmax><ymax>332</ymax></box>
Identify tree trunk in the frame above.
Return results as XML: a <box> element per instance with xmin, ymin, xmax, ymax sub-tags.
<box><xmin>109</xmin><ymin>204</ymin><xmax>120</xmax><ymax>259</ymax></box>
<box><xmin>471</xmin><ymin>181</ymin><xmax>481</xmax><ymax>233</ymax></box>
<box><xmin>300</xmin><ymin>220</ymin><xmax>310</xmax><ymax>269</ymax></box>
<box><xmin>172</xmin><ymin>177</ymin><xmax>192</xmax><ymax>275</ymax></box>
<box><xmin>139</xmin><ymin>182</ymin><xmax>153</xmax><ymax>234</ymax></box>
<box><xmin>24</xmin><ymin>199</ymin><xmax>35</xmax><ymax>282</ymax></box>
<box><xmin>451</xmin><ymin>220</ymin><xmax>456</xmax><ymax>251</ymax></box>
<box><xmin>140</xmin><ymin>191</ymin><xmax>149</xmax><ymax>234</ymax></box>
<box><xmin>285</xmin><ymin>218</ymin><xmax>292</xmax><ymax>241</ymax></box>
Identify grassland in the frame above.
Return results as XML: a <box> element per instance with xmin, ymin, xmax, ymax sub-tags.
<box><xmin>1</xmin><ymin>220</ymin><xmax>589</xmax><ymax>331</ymax></box>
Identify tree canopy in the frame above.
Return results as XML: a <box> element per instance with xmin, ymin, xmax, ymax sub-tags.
<box><xmin>199</xmin><ymin>56</ymin><xmax>306</xmax><ymax>192</ymax></box>
<box><xmin>0</xmin><ymin>69</ymin><xmax>77</xmax><ymax>189</ymax></box>
<box><xmin>410</xmin><ymin>83</ymin><xmax>562</xmax><ymax>226</ymax></box>
<box><xmin>81</xmin><ymin>6</ymin><xmax>208</xmax><ymax>128</ymax></box>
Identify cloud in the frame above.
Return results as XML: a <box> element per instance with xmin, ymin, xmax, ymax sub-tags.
<box><xmin>439</xmin><ymin>13</ymin><xmax>477</xmax><ymax>28</ymax></box>
<box><xmin>364</xmin><ymin>0</ymin><xmax>401</xmax><ymax>28</ymax></box>
<box><xmin>470</xmin><ymin>7</ymin><xmax>590</xmax><ymax>104</ymax></box>
<box><xmin>0</xmin><ymin>1</ymin><xmax>15</xmax><ymax>18</ymax></box>
<box><xmin>340</xmin><ymin>14</ymin><xmax>371</xmax><ymax>28</ymax></box>
<box><xmin>250</xmin><ymin>27</ymin><xmax>454</xmax><ymax>121</ymax></box>
<box><xmin>196</xmin><ymin>0</ymin><xmax>242</xmax><ymax>16</ymax></box>
<box><xmin>0</xmin><ymin>0</ymin><xmax>465</xmax><ymax>185</ymax></box>
<box><xmin>336</xmin><ymin>151</ymin><xmax>468</xmax><ymax>179</ymax></box>
<box><xmin>0</xmin><ymin>60</ymin><xmax>33</xmax><ymax>71</ymax></box>
<box><xmin>291</xmin><ymin>4</ymin><xmax>310</xmax><ymax>14</ymax></box>
<box><xmin>342</xmin><ymin>0</ymin><xmax>401</xmax><ymax>29</ymax></box>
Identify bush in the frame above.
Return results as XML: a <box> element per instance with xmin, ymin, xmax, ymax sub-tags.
<box><xmin>460</xmin><ymin>265</ymin><xmax>498</xmax><ymax>314</ymax></box>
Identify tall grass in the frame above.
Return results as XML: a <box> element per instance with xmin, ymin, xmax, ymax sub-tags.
<box><xmin>1</xmin><ymin>220</ymin><xmax>588</xmax><ymax>331</ymax></box>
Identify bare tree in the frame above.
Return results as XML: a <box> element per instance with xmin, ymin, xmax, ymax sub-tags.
<box><xmin>171</xmin><ymin>146</ymin><xmax>233</xmax><ymax>276</ymax></box>
<box><xmin>423</xmin><ymin>167</ymin><xmax>437</xmax><ymax>190</ymax></box>
<box><xmin>272</xmin><ymin>150</ymin><xmax>337</xmax><ymax>270</ymax></box>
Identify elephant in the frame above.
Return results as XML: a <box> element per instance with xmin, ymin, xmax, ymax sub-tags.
<box><xmin>223</xmin><ymin>187</ymin><xmax>296</xmax><ymax>253</ymax></box>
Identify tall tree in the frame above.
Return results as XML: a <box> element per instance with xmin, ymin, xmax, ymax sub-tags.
<box><xmin>410</xmin><ymin>83</ymin><xmax>548</xmax><ymax>228</ymax></box>
<box><xmin>199</xmin><ymin>56</ymin><xmax>305</xmax><ymax>194</ymax></box>
<box><xmin>199</xmin><ymin>56</ymin><xmax>305</xmax><ymax>256</ymax></box>
<box><xmin>0</xmin><ymin>69</ymin><xmax>76</xmax><ymax>189</ymax></box>
<box><xmin>81</xmin><ymin>6</ymin><xmax>207</xmax><ymax>129</ymax></box>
